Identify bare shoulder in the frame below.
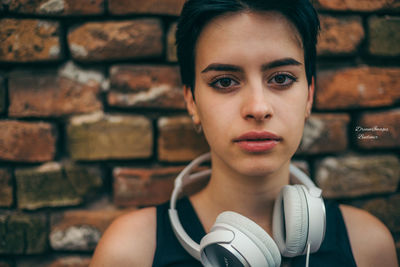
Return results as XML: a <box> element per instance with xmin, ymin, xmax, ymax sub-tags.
<box><xmin>89</xmin><ymin>207</ymin><xmax>156</xmax><ymax>267</ymax></box>
<box><xmin>339</xmin><ymin>204</ymin><xmax>398</xmax><ymax>267</ymax></box>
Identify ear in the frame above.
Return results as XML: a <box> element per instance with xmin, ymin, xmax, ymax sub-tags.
<box><xmin>183</xmin><ymin>85</ymin><xmax>200</xmax><ymax>124</ymax></box>
<box><xmin>305</xmin><ymin>77</ymin><xmax>315</xmax><ymax>119</ymax></box>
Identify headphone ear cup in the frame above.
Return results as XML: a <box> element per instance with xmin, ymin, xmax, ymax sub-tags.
<box><xmin>273</xmin><ymin>185</ymin><xmax>309</xmax><ymax>257</ymax></box>
<box><xmin>213</xmin><ymin>211</ymin><xmax>281</xmax><ymax>267</ymax></box>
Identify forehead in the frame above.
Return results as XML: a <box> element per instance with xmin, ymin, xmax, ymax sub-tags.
<box><xmin>195</xmin><ymin>11</ymin><xmax>304</xmax><ymax>69</ymax></box>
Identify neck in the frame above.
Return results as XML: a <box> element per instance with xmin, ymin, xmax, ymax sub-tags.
<box><xmin>190</xmin><ymin>153</ymin><xmax>291</xmax><ymax>234</ymax></box>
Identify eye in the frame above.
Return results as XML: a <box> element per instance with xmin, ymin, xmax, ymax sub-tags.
<box><xmin>209</xmin><ymin>77</ymin><xmax>240</xmax><ymax>91</ymax></box>
<box><xmin>269</xmin><ymin>73</ymin><xmax>297</xmax><ymax>88</ymax></box>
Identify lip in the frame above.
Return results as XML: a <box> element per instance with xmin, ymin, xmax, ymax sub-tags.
<box><xmin>233</xmin><ymin>131</ymin><xmax>282</xmax><ymax>153</ymax></box>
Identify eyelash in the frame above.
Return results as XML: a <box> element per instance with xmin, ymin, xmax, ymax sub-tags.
<box><xmin>208</xmin><ymin>73</ymin><xmax>298</xmax><ymax>91</ymax></box>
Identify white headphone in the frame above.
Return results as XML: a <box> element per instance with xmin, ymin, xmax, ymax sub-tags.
<box><xmin>169</xmin><ymin>153</ymin><xmax>326</xmax><ymax>267</ymax></box>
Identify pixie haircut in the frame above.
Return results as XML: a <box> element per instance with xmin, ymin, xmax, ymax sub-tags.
<box><xmin>176</xmin><ymin>0</ymin><xmax>320</xmax><ymax>93</ymax></box>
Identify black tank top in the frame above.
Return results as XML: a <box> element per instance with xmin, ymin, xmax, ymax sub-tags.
<box><xmin>153</xmin><ymin>197</ymin><xmax>357</xmax><ymax>267</ymax></box>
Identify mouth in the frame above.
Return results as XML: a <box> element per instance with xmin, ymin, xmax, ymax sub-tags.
<box><xmin>233</xmin><ymin>131</ymin><xmax>282</xmax><ymax>152</ymax></box>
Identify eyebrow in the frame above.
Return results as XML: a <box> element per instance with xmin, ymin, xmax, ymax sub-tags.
<box><xmin>201</xmin><ymin>57</ymin><xmax>302</xmax><ymax>73</ymax></box>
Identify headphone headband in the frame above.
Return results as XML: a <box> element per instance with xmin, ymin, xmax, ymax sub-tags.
<box><xmin>168</xmin><ymin>153</ymin><xmax>325</xmax><ymax>262</ymax></box>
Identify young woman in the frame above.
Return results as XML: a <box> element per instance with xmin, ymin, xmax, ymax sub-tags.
<box><xmin>90</xmin><ymin>0</ymin><xmax>398</xmax><ymax>266</ymax></box>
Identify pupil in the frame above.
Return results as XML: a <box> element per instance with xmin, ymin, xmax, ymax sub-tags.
<box><xmin>275</xmin><ymin>75</ymin><xmax>286</xmax><ymax>83</ymax></box>
<box><xmin>220</xmin><ymin>78</ymin><xmax>231</xmax><ymax>87</ymax></box>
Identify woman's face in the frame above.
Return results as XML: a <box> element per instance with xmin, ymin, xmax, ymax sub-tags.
<box><xmin>185</xmin><ymin>11</ymin><xmax>314</xmax><ymax>177</ymax></box>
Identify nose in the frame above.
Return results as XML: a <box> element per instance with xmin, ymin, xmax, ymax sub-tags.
<box><xmin>240</xmin><ymin>82</ymin><xmax>273</xmax><ymax>121</ymax></box>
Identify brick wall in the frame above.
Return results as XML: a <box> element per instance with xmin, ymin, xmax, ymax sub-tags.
<box><xmin>0</xmin><ymin>0</ymin><xmax>399</xmax><ymax>265</ymax></box>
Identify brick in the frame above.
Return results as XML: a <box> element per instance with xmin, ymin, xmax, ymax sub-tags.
<box><xmin>297</xmin><ymin>113</ymin><xmax>350</xmax><ymax>154</ymax></box>
<box><xmin>5</xmin><ymin>0</ymin><xmax>104</xmax><ymax>16</ymax></box>
<box><xmin>16</xmin><ymin>162</ymin><xmax>102</xmax><ymax>210</ymax></box>
<box><xmin>315</xmin><ymin>154</ymin><xmax>400</xmax><ymax>198</ymax></box>
<box><xmin>17</xmin><ymin>256</ymin><xmax>90</xmax><ymax>267</ymax></box>
<box><xmin>0</xmin><ymin>18</ymin><xmax>61</xmax><ymax>62</ymax></box>
<box><xmin>355</xmin><ymin>109</ymin><xmax>400</xmax><ymax>149</ymax></box>
<box><xmin>315</xmin><ymin>0</ymin><xmax>400</xmax><ymax>11</ymax></box>
<box><xmin>50</xmin><ymin>209</ymin><xmax>127</xmax><ymax>251</ymax></box>
<box><xmin>68</xmin><ymin>19</ymin><xmax>163</xmax><ymax>62</ymax></box>
<box><xmin>0</xmin><ymin>75</ymin><xmax>5</xmax><ymax>114</ymax></box>
<box><xmin>0</xmin><ymin>213</ymin><xmax>47</xmax><ymax>254</ymax></box>
<box><xmin>351</xmin><ymin>194</ymin><xmax>400</xmax><ymax>234</ymax></box>
<box><xmin>369</xmin><ymin>16</ymin><xmax>400</xmax><ymax>56</ymax></box>
<box><xmin>108</xmin><ymin>0</ymin><xmax>185</xmax><ymax>16</ymax></box>
<box><xmin>317</xmin><ymin>15</ymin><xmax>364</xmax><ymax>55</ymax></box>
<box><xmin>114</xmin><ymin>165</ymin><xmax>210</xmax><ymax>207</ymax></box>
<box><xmin>67</xmin><ymin>112</ymin><xmax>153</xmax><ymax>160</ymax></box>
<box><xmin>108</xmin><ymin>65</ymin><xmax>184</xmax><ymax>109</ymax></box>
<box><xmin>158</xmin><ymin>116</ymin><xmax>210</xmax><ymax>162</ymax></box>
<box><xmin>8</xmin><ymin>62</ymin><xmax>103</xmax><ymax>118</ymax></box>
<box><xmin>167</xmin><ymin>22</ymin><xmax>178</xmax><ymax>62</ymax></box>
<box><xmin>114</xmin><ymin>167</ymin><xmax>179</xmax><ymax>207</ymax></box>
<box><xmin>0</xmin><ymin>169</ymin><xmax>13</xmax><ymax>207</ymax></box>
<box><xmin>0</xmin><ymin>120</ymin><xmax>56</xmax><ymax>162</ymax></box>
<box><xmin>315</xmin><ymin>67</ymin><xmax>400</xmax><ymax>110</ymax></box>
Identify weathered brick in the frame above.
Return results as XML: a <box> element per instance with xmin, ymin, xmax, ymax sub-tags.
<box><xmin>0</xmin><ymin>213</ymin><xmax>47</xmax><ymax>254</ymax></box>
<box><xmin>297</xmin><ymin>113</ymin><xmax>350</xmax><ymax>154</ymax></box>
<box><xmin>8</xmin><ymin>62</ymin><xmax>103</xmax><ymax>118</ymax></box>
<box><xmin>369</xmin><ymin>16</ymin><xmax>400</xmax><ymax>56</ymax></box>
<box><xmin>158</xmin><ymin>116</ymin><xmax>210</xmax><ymax>162</ymax></box>
<box><xmin>0</xmin><ymin>120</ymin><xmax>56</xmax><ymax>162</ymax></box>
<box><xmin>0</xmin><ymin>18</ymin><xmax>61</xmax><ymax>62</ymax></box>
<box><xmin>5</xmin><ymin>0</ymin><xmax>104</xmax><ymax>16</ymax></box>
<box><xmin>68</xmin><ymin>19</ymin><xmax>163</xmax><ymax>62</ymax></box>
<box><xmin>108</xmin><ymin>0</ymin><xmax>185</xmax><ymax>16</ymax></box>
<box><xmin>0</xmin><ymin>75</ymin><xmax>5</xmax><ymax>114</ymax></box>
<box><xmin>114</xmin><ymin>167</ymin><xmax>179</xmax><ymax>207</ymax></box>
<box><xmin>316</xmin><ymin>155</ymin><xmax>400</xmax><ymax>198</ymax></box>
<box><xmin>167</xmin><ymin>22</ymin><xmax>178</xmax><ymax>62</ymax></box>
<box><xmin>0</xmin><ymin>169</ymin><xmax>13</xmax><ymax>207</ymax></box>
<box><xmin>67</xmin><ymin>112</ymin><xmax>153</xmax><ymax>160</ymax></box>
<box><xmin>315</xmin><ymin>67</ymin><xmax>400</xmax><ymax>110</ymax></box>
<box><xmin>50</xmin><ymin>209</ymin><xmax>127</xmax><ymax>251</ymax></box>
<box><xmin>315</xmin><ymin>0</ymin><xmax>400</xmax><ymax>11</ymax></box>
<box><xmin>351</xmin><ymin>194</ymin><xmax>400</xmax><ymax>234</ymax></box>
<box><xmin>16</xmin><ymin>162</ymin><xmax>102</xmax><ymax>210</ymax></box>
<box><xmin>317</xmin><ymin>15</ymin><xmax>364</xmax><ymax>55</ymax></box>
<box><xmin>108</xmin><ymin>65</ymin><xmax>184</xmax><ymax>109</ymax></box>
<box><xmin>355</xmin><ymin>109</ymin><xmax>400</xmax><ymax>149</ymax></box>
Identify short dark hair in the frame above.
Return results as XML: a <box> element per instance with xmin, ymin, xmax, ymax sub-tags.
<box><xmin>176</xmin><ymin>0</ymin><xmax>320</xmax><ymax>92</ymax></box>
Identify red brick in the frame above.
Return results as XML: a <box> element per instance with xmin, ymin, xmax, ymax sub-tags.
<box><xmin>0</xmin><ymin>18</ymin><xmax>61</xmax><ymax>62</ymax></box>
<box><xmin>317</xmin><ymin>15</ymin><xmax>364</xmax><ymax>55</ymax></box>
<box><xmin>315</xmin><ymin>67</ymin><xmax>400</xmax><ymax>110</ymax></box>
<box><xmin>108</xmin><ymin>65</ymin><xmax>184</xmax><ymax>109</ymax></box>
<box><xmin>0</xmin><ymin>120</ymin><xmax>56</xmax><ymax>162</ymax></box>
<box><xmin>68</xmin><ymin>19</ymin><xmax>163</xmax><ymax>62</ymax></box>
<box><xmin>108</xmin><ymin>0</ymin><xmax>185</xmax><ymax>16</ymax></box>
<box><xmin>315</xmin><ymin>0</ymin><xmax>400</xmax><ymax>11</ymax></box>
<box><xmin>8</xmin><ymin>63</ymin><xmax>103</xmax><ymax>118</ymax></box>
<box><xmin>114</xmin><ymin>165</ymin><xmax>210</xmax><ymax>207</ymax></box>
<box><xmin>113</xmin><ymin>167</ymin><xmax>179</xmax><ymax>207</ymax></box>
<box><xmin>158</xmin><ymin>116</ymin><xmax>210</xmax><ymax>162</ymax></box>
<box><xmin>355</xmin><ymin>109</ymin><xmax>400</xmax><ymax>149</ymax></box>
<box><xmin>5</xmin><ymin>0</ymin><xmax>104</xmax><ymax>16</ymax></box>
<box><xmin>50</xmin><ymin>209</ymin><xmax>128</xmax><ymax>251</ymax></box>
<box><xmin>297</xmin><ymin>113</ymin><xmax>350</xmax><ymax>154</ymax></box>
<box><xmin>0</xmin><ymin>168</ymin><xmax>13</xmax><ymax>207</ymax></box>
<box><xmin>369</xmin><ymin>16</ymin><xmax>400</xmax><ymax>56</ymax></box>
<box><xmin>67</xmin><ymin>112</ymin><xmax>153</xmax><ymax>160</ymax></box>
